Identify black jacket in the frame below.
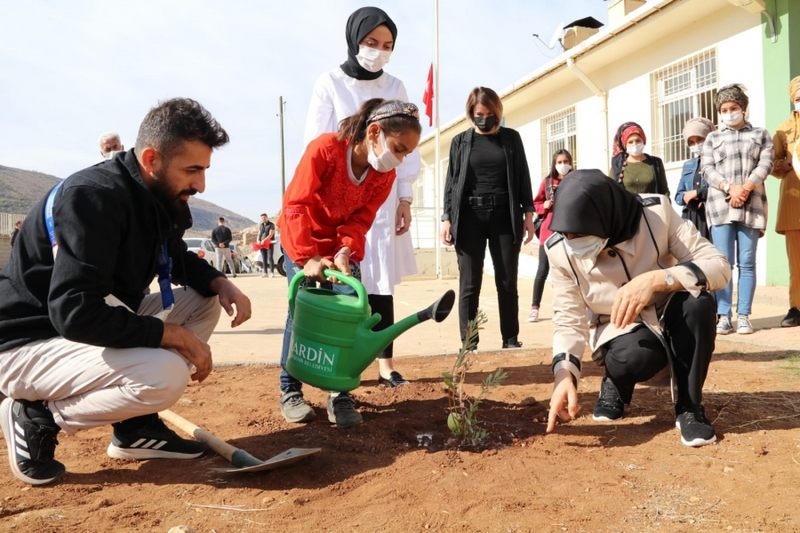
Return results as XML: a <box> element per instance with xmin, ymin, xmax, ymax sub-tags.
<box><xmin>0</xmin><ymin>150</ymin><xmax>223</xmax><ymax>353</ymax></box>
<box><xmin>441</xmin><ymin>127</ymin><xmax>534</xmax><ymax>244</ymax></box>
<box><xmin>211</xmin><ymin>225</ymin><xmax>232</xmax><ymax>247</ymax></box>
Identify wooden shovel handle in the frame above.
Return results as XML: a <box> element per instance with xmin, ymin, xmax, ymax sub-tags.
<box><xmin>160</xmin><ymin>409</ymin><xmax>237</xmax><ymax>462</ymax></box>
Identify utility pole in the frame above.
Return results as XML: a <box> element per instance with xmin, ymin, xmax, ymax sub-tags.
<box><xmin>433</xmin><ymin>0</ymin><xmax>441</xmax><ymax>279</ymax></box>
<box><xmin>278</xmin><ymin>96</ymin><xmax>287</xmax><ymax>199</ymax></box>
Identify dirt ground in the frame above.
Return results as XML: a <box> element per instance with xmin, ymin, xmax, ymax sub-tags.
<box><xmin>1</xmin><ymin>336</ymin><xmax>799</xmax><ymax>532</ymax></box>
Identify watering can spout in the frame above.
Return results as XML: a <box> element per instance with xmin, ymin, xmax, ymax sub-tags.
<box><xmin>362</xmin><ymin>289</ymin><xmax>456</xmax><ymax>358</ymax></box>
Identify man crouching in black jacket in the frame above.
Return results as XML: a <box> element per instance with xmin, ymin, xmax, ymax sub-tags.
<box><xmin>0</xmin><ymin>98</ymin><xmax>252</xmax><ymax>485</ymax></box>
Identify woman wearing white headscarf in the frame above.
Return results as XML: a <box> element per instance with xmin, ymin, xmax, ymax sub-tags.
<box><xmin>303</xmin><ymin>7</ymin><xmax>420</xmax><ymax>386</ymax></box>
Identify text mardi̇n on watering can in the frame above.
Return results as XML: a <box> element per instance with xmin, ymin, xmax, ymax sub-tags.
<box><xmin>285</xmin><ymin>269</ymin><xmax>455</xmax><ymax>392</ymax></box>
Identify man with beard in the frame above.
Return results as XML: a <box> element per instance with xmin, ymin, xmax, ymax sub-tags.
<box><xmin>0</xmin><ymin>98</ymin><xmax>251</xmax><ymax>485</ymax></box>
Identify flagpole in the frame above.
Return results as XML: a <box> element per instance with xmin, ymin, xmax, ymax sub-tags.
<box><xmin>433</xmin><ymin>0</ymin><xmax>442</xmax><ymax>280</ymax></box>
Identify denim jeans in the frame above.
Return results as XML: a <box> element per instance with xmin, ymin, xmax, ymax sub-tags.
<box><xmin>710</xmin><ymin>222</ymin><xmax>759</xmax><ymax>318</ymax></box>
<box><xmin>278</xmin><ymin>252</ymin><xmax>359</xmax><ymax>392</ymax></box>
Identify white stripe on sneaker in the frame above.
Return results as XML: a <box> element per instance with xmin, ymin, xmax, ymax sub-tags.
<box><xmin>16</xmin><ymin>447</ymin><xmax>31</xmax><ymax>460</ymax></box>
<box><xmin>14</xmin><ymin>433</ymin><xmax>27</xmax><ymax>449</ymax></box>
<box><xmin>141</xmin><ymin>439</ymin><xmax>158</xmax><ymax>449</ymax></box>
<box><xmin>129</xmin><ymin>438</ymin><xmax>147</xmax><ymax>448</ymax></box>
<box><xmin>14</xmin><ymin>421</ymin><xmax>24</xmax><ymax>439</ymax></box>
<box><xmin>151</xmin><ymin>440</ymin><xmax>167</xmax><ymax>450</ymax></box>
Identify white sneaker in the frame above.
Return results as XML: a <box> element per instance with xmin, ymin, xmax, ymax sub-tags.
<box><xmin>737</xmin><ymin>315</ymin><xmax>753</xmax><ymax>335</ymax></box>
<box><xmin>716</xmin><ymin>315</ymin><xmax>733</xmax><ymax>335</ymax></box>
<box><xmin>528</xmin><ymin>306</ymin><xmax>539</xmax><ymax>323</ymax></box>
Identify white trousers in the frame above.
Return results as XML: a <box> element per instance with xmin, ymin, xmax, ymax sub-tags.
<box><xmin>0</xmin><ymin>288</ymin><xmax>220</xmax><ymax>434</ymax></box>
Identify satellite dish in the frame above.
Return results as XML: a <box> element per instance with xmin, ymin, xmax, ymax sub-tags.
<box><xmin>548</xmin><ymin>21</ymin><xmax>565</xmax><ymax>49</ymax></box>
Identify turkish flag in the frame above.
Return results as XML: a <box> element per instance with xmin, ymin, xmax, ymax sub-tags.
<box><xmin>422</xmin><ymin>63</ymin><xmax>433</xmax><ymax>127</ymax></box>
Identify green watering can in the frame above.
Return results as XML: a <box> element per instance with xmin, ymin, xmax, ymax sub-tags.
<box><xmin>285</xmin><ymin>269</ymin><xmax>455</xmax><ymax>392</ymax></box>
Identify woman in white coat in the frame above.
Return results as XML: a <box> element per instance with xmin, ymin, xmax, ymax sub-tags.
<box><xmin>303</xmin><ymin>6</ymin><xmax>420</xmax><ymax>387</ymax></box>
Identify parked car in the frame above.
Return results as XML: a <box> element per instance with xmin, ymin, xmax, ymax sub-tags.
<box><xmin>183</xmin><ymin>237</ymin><xmax>217</xmax><ymax>269</ymax></box>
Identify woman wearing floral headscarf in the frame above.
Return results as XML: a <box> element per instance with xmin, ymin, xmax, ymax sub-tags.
<box><xmin>610</xmin><ymin>121</ymin><xmax>669</xmax><ymax>196</ymax></box>
<box><xmin>701</xmin><ymin>83</ymin><xmax>773</xmax><ymax>336</ymax></box>
<box><xmin>771</xmin><ymin>75</ymin><xmax>800</xmax><ymax>328</ymax></box>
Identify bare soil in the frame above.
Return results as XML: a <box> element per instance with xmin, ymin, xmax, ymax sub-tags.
<box><xmin>1</xmin><ymin>340</ymin><xmax>799</xmax><ymax>532</ymax></box>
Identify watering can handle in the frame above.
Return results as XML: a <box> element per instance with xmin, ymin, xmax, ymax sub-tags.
<box><xmin>288</xmin><ymin>268</ymin><xmax>368</xmax><ymax>317</ymax></box>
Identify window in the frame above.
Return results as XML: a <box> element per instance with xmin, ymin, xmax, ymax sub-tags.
<box><xmin>540</xmin><ymin>107</ymin><xmax>577</xmax><ymax>177</ymax></box>
<box><xmin>650</xmin><ymin>49</ymin><xmax>718</xmax><ymax>163</ymax></box>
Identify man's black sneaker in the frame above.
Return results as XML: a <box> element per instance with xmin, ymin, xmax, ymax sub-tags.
<box><xmin>106</xmin><ymin>414</ymin><xmax>206</xmax><ymax>460</ymax></box>
<box><xmin>0</xmin><ymin>398</ymin><xmax>65</xmax><ymax>485</ymax></box>
<box><xmin>592</xmin><ymin>377</ymin><xmax>624</xmax><ymax>421</ymax></box>
<box><xmin>675</xmin><ymin>407</ymin><xmax>716</xmax><ymax>447</ymax></box>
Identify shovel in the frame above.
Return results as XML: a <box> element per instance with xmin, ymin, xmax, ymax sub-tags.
<box><xmin>160</xmin><ymin>409</ymin><xmax>321</xmax><ymax>473</ymax></box>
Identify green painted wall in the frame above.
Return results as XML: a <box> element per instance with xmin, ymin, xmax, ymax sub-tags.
<box><xmin>763</xmin><ymin>0</ymin><xmax>800</xmax><ymax>286</ymax></box>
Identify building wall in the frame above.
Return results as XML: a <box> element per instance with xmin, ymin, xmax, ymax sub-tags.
<box><xmin>414</xmin><ymin>1</ymin><xmax>778</xmax><ymax>284</ymax></box>
<box><xmin>763</xmin><ymin>0</ymin><xmax>800</xmax><ymax>288</ymax></box>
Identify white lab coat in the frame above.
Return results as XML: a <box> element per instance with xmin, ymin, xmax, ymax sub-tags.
<box><xmin>303</xmin><ymin>67</ymin><xmax>420</xmax><ymax>295</ymax></box>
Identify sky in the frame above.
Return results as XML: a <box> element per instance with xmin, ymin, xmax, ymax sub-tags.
<box><xmin>0</xmin><ymin>0</ymin><xmax>608</xmax><ymax>221</ymax></box>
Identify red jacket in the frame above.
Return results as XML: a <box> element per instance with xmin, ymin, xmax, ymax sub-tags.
<box><xmin>278</xmin><ymin>133</ymin><xmax>395</xmax><ymax>264</ymax></box>
<box><xmin>533</xmin><ymin>174</ymin><xmax>562</xmax><ymax>244</ymax></box>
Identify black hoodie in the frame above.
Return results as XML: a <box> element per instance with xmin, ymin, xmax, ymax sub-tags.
<box><xmin>0</xmin><ymin>149</ymin><xmax>223</xmax><ymax>353</ymax></box>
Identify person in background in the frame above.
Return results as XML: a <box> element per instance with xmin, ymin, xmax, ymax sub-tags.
<box><xmin>529</xmin><ymin>149</ymin><xmax>573</xmax><ymax>323</ymax></box>
<box><xmin>99</xmin><ymin>132</ymin><xmax>124</xmax><ymax>160</ymax></box>
<box><xmin>278</xmin><ymin>99</ymin><xmax>421</xmax><ymax>428</ymax></box>
<box><xmin>675</xmin><ymin>118</ymin><xmax>714</xmax><ymax>241</ymax></box>
<box><xmin>544</xmin><ymin>170</ymin><xmax>730</xmax><ymax>447</ymax></box>
<box><xmin>9</xmin><ymin>220</ymin><xmax>22</xmax><ymax>248</ymax></box>
<box><xmin>441</xmin><ymin>87</ymin><xmax>535</xmax><ymax>349</ymax></box>
<box><xmin>610</xmin><ymin>122</ymin><xmax>669</xmax><ymax>196</ymax></box>
<box><xmin>211</xmin><ymin>216</ymin><xmax>236</xmax><ymax>277</ymax></box>
<box><xmin>701</xmin><ymin>84</ymin><xmax>773</xmax><ymax>336</ymax></box>
<box><xmin>257</xmin><ymin>213</ymin><xmax>276</xmax><ymax>277</ymax></box>
<box><xmin>304</xmin><ymin>6</ymin><xmax>420</xmax><ymax>387</ymax></box>
<box><xmin>771</xmin><ymin>75</ymin><xmax>800</xmax><ymax>328</ymax></box>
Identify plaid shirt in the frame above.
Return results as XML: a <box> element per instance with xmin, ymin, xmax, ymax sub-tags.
<box><xmin>701</xmin><ymin>122</ymin><xmax>773</xmax><ymax>233</ymax></box>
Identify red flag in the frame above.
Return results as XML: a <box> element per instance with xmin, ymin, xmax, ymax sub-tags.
<box><xmin>422</xmin><ymin>63</ymin><xmax>433</xmax><ymax>127</ymax></box>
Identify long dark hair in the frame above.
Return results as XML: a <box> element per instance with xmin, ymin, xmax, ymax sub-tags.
<box><xmin>548</xmin><ymin>149</ymin><xmax>573</xmax><ymax>180</ymax></box>
<box><xmin>337</xmin><ymin>98</ymin><xmax>422</xmax><ymax>145</ymax></box>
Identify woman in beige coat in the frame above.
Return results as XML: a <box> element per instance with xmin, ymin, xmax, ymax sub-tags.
<box><xmin>771</xmin><ymin>75</ymin><xmax>800</xmax><ymax>327</ymax></box>
<box><xmin>543</xmin><ymin>170</ymin><xmax>731</xmax><ymax>447</ymax></box>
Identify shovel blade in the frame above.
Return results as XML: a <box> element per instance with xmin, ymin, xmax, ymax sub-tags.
<box><xmin>214</xmin><ymin>447</ymin><xmax>321</xmax><ymax>473</ymax></box>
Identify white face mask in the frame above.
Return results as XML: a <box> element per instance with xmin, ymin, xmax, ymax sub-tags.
<box><xmin>627</xmin><ymin>142</ymin><xmax>645</xmax><ymax>157</ymax></box>
<box><xmin>794</xmin><ymin>102</ymin><xmax>800</xmax><ymax>113</ymax></box>
<box><xmin>689</xmin><ymin>144</ymin><xmax>702</xmax><ymax>157</ymax></box>
<box><xmin>368</xmin><ymin>129</ymin><xmax>402</xmax><ymax>172</ymax></box>
<box><xmin>356</xmin><ymin>45</ymin><xmax>392</xmax><ymax>73</ymax></box>
<box><xmin>555</xmin><ymin>163</ymin><xmax>572</xmax><ymax>176</ymax></box>
<box><xmin>563</xmin><ymin>235</ymin><xmax>609</xmax><ymax>260</ymax></box>
<box><xmin>720</xmin><ymin>111</ymin><xmax>744</xmax><ymax>127</ymax></box>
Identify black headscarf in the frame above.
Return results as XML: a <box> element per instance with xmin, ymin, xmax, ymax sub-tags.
<box><xmin>340</xmin><ymin>7</ymin><xmax>398</xmax><ymax>81</ymax></box>
<box><xmin>549</xmin><ymin>169</ymin><xmax>643</xmax><ymax>247</ymax></box>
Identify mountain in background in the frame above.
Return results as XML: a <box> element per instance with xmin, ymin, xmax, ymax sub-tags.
<box><xmin>0</xmin><ymin>165</ymin><xmax>256</xmax><ymax>233</ymax></box>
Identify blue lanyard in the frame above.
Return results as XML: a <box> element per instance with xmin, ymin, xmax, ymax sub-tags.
<box><xmin>44</xmin><ymin>182</ymin><xmax>174</xmax><ymax>312</ymax></box>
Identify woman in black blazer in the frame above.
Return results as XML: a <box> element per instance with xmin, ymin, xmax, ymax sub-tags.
<box><xmin>440</xmin><ymin>87</ymin><xmax>535</xmax><ymax>349</ymax></box>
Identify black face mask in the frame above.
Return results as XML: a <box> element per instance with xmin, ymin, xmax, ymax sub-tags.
<box><xmin>473</xmin><ymin>115</ymin><xmax>498</xmax><ymax>132</ymax></box>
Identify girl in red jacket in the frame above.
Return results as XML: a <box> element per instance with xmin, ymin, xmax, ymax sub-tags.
<box><xmin>277</xmin><ymin>98</ymin><xmax>421</xmax><ymax>428</ymax></box>
<box><xmin>529</xmin><ymin>149</ymin><xmax>573</xmax><ymax>322</ymax></box>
